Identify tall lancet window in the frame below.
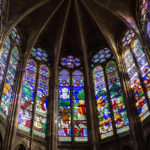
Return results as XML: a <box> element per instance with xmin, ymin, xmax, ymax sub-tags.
<box><xmin>18</xmin><ymin>47</ymin><xmax>50</xmax><ymax>138</ymax></box>
<box><xmin>122</xmin><ymin>29</ymin><xmax>150</xmax><ymax>121</ymax></box>
<box><xmin>140</xmin><ymin>0</ymin><xmax>150</xmax><ymax>41</ymax></box>
<box><xmin>58</xmin><ymin>56</ymin><xmax>88</xmax><ymax>142</ymax></box>
<box><xmin>91</xmin><ymin>48</ymin><xmax>129</xmax><ymax>139</ymax></box>
<box><xmin>0</xmin><ymin>28</ymin><xmax>20</xmax><ymax>118</ymax></box>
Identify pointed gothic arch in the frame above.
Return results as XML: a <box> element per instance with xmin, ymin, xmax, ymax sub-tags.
<box><xmin>91</xmin><ymin>48</ymin><xmax>129</xmax><ymax>140</ymax></box>
<box><xmin>0</xmin><ymin>27</ymin><xmax>21</xmax><ymax>118</ymax></box>
<box><xmin>122</xmin><ymin>29</ymin><xmax>150</xmax><ymax>122</ymax></box>
<box><xmin>18</xmin><ymin>47</ymin><xmax>50</xmax><ymax>138</ymax></box>
<box><xmin>58</xmin><ymin>55</ymin><xmax>88</xmax><ymax>143</ymax></box>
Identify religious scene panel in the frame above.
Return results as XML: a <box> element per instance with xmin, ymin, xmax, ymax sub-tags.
<box><xmin>0</xmin><ymin>47</ymin><xmax>19</xmax><ymax>117</ymax></box>
<box><xmin>93</xmin><ymin>66</ymin><xmax>113</xmax><ymax>139</ymax></box>
<box><xmin>124</xmin><ymin>49</ymin><xmax>150</xmax><ymax>121</ymax></box>
<box><xmin>33</xmin><ymin>65</ymin><xmax>49</xmax><ymax>138</ymax></box>
<box><xmin>18</xmin><ymin>60</ymin><xmax>37</xmax><ymax>132</ymax></box>
<box><xmin>58</xmin><ymin>70</ymin><xmax>71</xmax><ymax>142</ymax></box>
<box><xmin>0</xmin><ymin>37</ymin><xmax>11</xmax><ymax>88</ymax></box>
<box><xmin>72</xmin><ymin>70</ymin><xmax>88</xmax><ymax>142</ymax></box>
<box><xmin>106</xmin><ymin>61</ymin><xmax>129</xmax><ymax>134</ymax></box>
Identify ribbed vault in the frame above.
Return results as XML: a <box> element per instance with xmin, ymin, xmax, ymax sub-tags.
<box><xmin>1</xmin><ymin>0</ymin><xmax>138</xmax><ymax>62</ymax></box>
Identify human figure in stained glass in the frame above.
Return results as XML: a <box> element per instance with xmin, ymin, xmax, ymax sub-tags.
<box><xmin>18</xmin><ymin>47</ymin><xmax>50</xmax><ymax>138</ymax></box>
<box><xmin>92</xmin><ymin>48</ymin><xmax>129</xmax><ymax>139</ymax></box>
<box><xmin>58</xmin><ymin>56</ymin><xmax>88</xmax><ymax>142</ymax></box>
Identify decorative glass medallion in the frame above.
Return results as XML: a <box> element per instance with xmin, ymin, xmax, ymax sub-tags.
<box><xmin>11</xmin><ymin>28</ymin><xmax>20</xmax><ymax>43</ymax></box>
<box><xmin>31</xmin><ymin>47</ymin><xmax>50</xmax><ymax>62</ymax></box>
<box><xmin>61</xmin><ymin>56</ymin><xmax>80</xmax><ymax>68</ymax></box>
<box><xmin>92</xmin><ymin>48</ymin><xmax>112</xmax><ymax>64</ymax></box>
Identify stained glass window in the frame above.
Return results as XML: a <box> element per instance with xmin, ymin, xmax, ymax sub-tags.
<box><xmin>11</xmin><ymin>28</ymin><xmax>20</xmax><ymax>43</ymax></box>
<box><xmin>61</xmin><ymin>56</ymin><xmax>80</xmax><ymax>68</ymax></box>
<box><xmin>0</xmin><ymin>37</ymin><xmax>11</xmax><ymax>88</ymax></box>
<box><xmin>0</xmin><ymin>28</ymin><xmax>20</xmax><ymax>118</ymax></box>
<box><xmin>18</xmin><ymin>47</ymin><xmax>50</xmax><ymax>138</ymax></box>
<box><xmin>140</xmin><ymin>0</ymin><xmax>150</xmax><ymax>40</ymax></box>
<box><xmin>18</xmin><ymin>60</ymin><xmax>37</xmax><ymax>132</ymax></box>
<box><xmin>1</xmin><ymin>47</ymin><xmax>19</xmax><ymax>117</ymax></box>
<box><xmin>106</xmin><ymin>61</ymin><xmax>129</xmax><ymax>134</ymax></box>
<box><xmin>33</xmin><ymin>65</ymin><xmax>49</xmax><ymax>138</ymax></box>
<box><xmin>141</xmin><ymin>0</ymin><xmax>149</xmax><ymax>27</ymax></box>
<box><xmin>92</xmin><ymin>48</ymin><xmax>129</xmax><ymax>139</ymax></box>
<box><xmin>122</xmin><ymin>29</ymin><xmax>150</xmax><ymax>121</ymax></box>
<box><xmin>122</xmin><ymin>30</ymin><xmax>135</xmax><ymax>47</ymax></box>
<box><xmin>58</xmin><ymin>70</ymin><xmax>71</xmax><ymax>142</ymax></box>
<box><xmin>58</xmin><ymin>58</ymin><xmax>88</xmax><ymax>142</ymax></box>
<box><xmin>93</xmin><ymin>66</ymin><xmax>113</xmax><ymax>139</ymax></box>
<box><xmin>146</xmin><ymin>21</ymin><xmax>150</xmax><ymax>41</ymax></box>
<box><xmin>73</xmin><ymin>70</ymin><xmax>88</xmax><ymax>142</ymax></box>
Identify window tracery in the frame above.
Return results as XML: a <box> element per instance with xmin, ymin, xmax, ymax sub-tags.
<box><xmin>18</xmin><ymin>47</ymin><xmax>50</xmax><ymax>138</ymax></box>
<box><xmin>58</xmin><ymin>56</ymin><xmax>88</xmax><ymax>142</ymax></box>
<box><xmin>92</xmin><ymin>48</ymin><xmax>129</xmax><ymax>139</ymax></box>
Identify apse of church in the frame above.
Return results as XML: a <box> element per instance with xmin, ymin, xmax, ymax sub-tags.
<box><xmin>1</xmin><ymin>0</ymin><xmax>150</xmax><ymax>150</ymax></box>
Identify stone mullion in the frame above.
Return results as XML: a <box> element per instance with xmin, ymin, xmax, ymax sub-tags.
<box><xmin>51</xmin><ymin>0</ymin><xmax>71</xmax><ymax>149</ymax></box>
<box><xmin>5</xmin><ymin>56</ymin><xmax>25</xmax><ymax>150</ymax></box>
<box><xmin>120</xmin><ymin>54</ymin><xmax>146</xmax><ymax>150</ymax></box>
<box><xmin>50</xmin><ymin>66</ymin><xmax>59</xmax><ymax>150</ymax></box>
<box><xmin>0</xmin><ymin>42</ymin><xmax>5</xmax><ymax>57</ymax></box>
<box><xmin>29</xmin><ymin>62</ymin><xmax>40</xmax><ymax>150</ymax></box>
<box><xmin>75</xmin><ymin>0</ymin><xmax>96</xmax><ymax>150</ymax></box>
<box><xmin>70</xmin><ymin>70</ymin><xmax>74</xmax><ymax>145</ymax></box>
<box><xmin>75</xmin><ymin>0</ymin><xmax>96</xmax><ymax>149</ymax></box>
<box><xmin>47</xmin><ymin>67</ymin><xmax>54</xmax><ymax>150</ymax></box>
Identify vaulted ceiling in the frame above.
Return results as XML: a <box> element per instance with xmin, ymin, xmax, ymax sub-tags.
<box><xmin>2</xmin><ymin>0</ymin><xmax>138</xmax><ymax>63</ymax></box>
